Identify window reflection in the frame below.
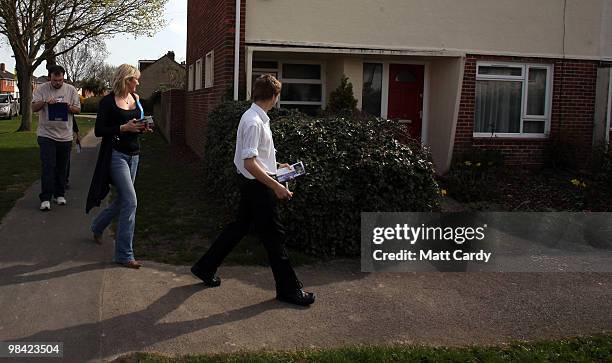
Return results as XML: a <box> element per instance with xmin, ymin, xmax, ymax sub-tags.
<box><xmin>362</xmin><ymin>63</ymin><xmax>383</xmax><ymax>116</ymax></box>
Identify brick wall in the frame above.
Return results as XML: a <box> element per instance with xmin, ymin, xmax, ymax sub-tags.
<box><xmin>185</xmin><ymin>0</ymin><xmax>246</xmax><ymax>157</ymax></box>
<box><xmin>139</xmin><ymin>56</ymin><xmax>185</xmax><ymax>100</ymax></box>
<box><xmin>0</xmin><ymin>79</ymin><xmax>14</xmax><ymax>93</ymax></box>
<box><xmin>154</xmin><ymin>89</ymin><xmax>186</xmax><ymax>144</ymax></box>
<box><xmin>454</xmin><ymin>55</ymin><xmax>598</xmax><ymax>168</ymax></box>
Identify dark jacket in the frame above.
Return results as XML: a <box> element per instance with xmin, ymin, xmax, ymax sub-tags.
<box><xmin>85</xmin><ymin>93</ymin><xmax>142</xmax><ymax>213</ymax></box>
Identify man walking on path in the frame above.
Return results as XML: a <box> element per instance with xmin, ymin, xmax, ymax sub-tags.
<box><xmin>32</xmin><ymin>65</ymin><xmax>81</xmax><ymax>211</ymax></box>
<box><xmin>191</xmin><ymin>74</ymin><xmax>315</xmax><ymax>306</ymax></box>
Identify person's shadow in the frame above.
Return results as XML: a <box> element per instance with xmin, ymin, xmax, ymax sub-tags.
<box><xmin>0</xmin><ymin>260</ymin><xmax>108</xmax><ymax>287</ymax></box>
<box><xmin>15</xmin><ymin>283</ymin><xmax>295</xmax><ymax>362</ymax></box>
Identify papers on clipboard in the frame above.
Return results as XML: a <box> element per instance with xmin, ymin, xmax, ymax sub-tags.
<box><xmin>277</xmin><ymin>161</ymin><xmax>306</xmax><ymax>183</ymax></box>
<box><xmin>48</xmin><ymin>102</ymin><xmax>69</xmax><ymax>121</ymax></box>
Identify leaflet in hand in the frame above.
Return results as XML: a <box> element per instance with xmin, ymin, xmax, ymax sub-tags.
<box><xmin>277</xmin><ymin>161</ymin><xmax>306</xmax><ymax>183</ymax></box>
<box><xmin>136</xmin><ymin>115</ymin><xmax>154</xmax><ymax>127</ymax></box>
<box><xmin>48</xmin><ymin>102</ymin><xmax>69</xmax><ymax>121</ymax></box>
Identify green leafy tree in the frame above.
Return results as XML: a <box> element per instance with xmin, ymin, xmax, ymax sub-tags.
<box><xmin>80</xmin><ymin>77</ymin><xmax>106</xmax><ymax>96</ymax></box>
<box><xmin>0</xmin><ymin>0</ymin><xmax>168</xmax><ymax>131</ymax></box>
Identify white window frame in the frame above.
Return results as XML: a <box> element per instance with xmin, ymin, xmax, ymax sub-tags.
<box><xmin>250</xmin><ymin>60</ymin><xmax>325</xmax><ymax>109</ymax></box>
<box><xmin>474</xmin><ymin>61</ymin><xmax>553</xmax><ymax>139</ymax></box>
<box><xmin>195</xmin><ymin>58</ymin><xmax>203</xmax><ymax>90</ymax></box>
<box><xmin>278</xmin><ymin>61</ymin><xmax>325</xmax><ymax>109</ymax></box>
<box><xmin>250</xmin><ymin>60</ymin><xmax>279</xmax><ymax>106</ymax></box>
<box><xmin>205</xmin><ymin>51</ymin><xmax>214</xmax><ymax>88</ymax></box>
<box><xmin>187</xmin><ymin>64</ymin><xmax>194</xmax><ymax>92</ymax></box>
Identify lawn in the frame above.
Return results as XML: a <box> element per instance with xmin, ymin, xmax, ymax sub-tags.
<box><xmin>132</xmin><ymin>132</ymin><xmax>314</xmax><ymax>266</ymax></box>
<box><xmin>0</xmin><ymin>115</ymin><xmax>94</xmax><ymax>221</ymax></box>
<box><xmin>114</xmin><ymin>335</ymin><xmax>612</xmax><ymax>363</ymax></box>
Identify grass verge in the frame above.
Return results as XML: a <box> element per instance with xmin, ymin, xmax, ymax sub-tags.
<box><xmin>133</xmin><ymin>132</ymin><xmax>315</xmax><ymax>266</ymax></box>
<box><xmin>114</xmin><ymin>334</ymin><xmax>612</xmax><ymax>363</ymax></box>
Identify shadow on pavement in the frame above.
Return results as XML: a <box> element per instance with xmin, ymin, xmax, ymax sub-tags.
<box><xmin>15</xmin><ymin>284</ymin><xmax>298</xmax><ymax>361</ymax></box>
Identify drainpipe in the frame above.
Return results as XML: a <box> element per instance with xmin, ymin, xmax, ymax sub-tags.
<box><xmin>607</xmin><ymin>71</ymin><xmax>612</xmax><ymax>145</ymax></box>
<box><xmin>233</xmin><ymin>0</ymin><xmax>241</xmax><ymax>101</ymax></box>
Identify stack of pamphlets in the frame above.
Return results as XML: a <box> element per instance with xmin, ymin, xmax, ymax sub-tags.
<box><xmin>277</xmin><ymin>161</ymin><xmax>306</xmax><ymax>183</ymax></box>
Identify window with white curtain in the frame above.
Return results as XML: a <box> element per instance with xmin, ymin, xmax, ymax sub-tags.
<box><xmin>195</xmin><ymin>58</ymin><xmax>202</xmax><ymax>90</ymax></box>
<box><xmin>474</xmin><ymin>62</ymin><xmax>552</xmax><ymax>137</ymax></box>
<box><xmin>205</xmin><ymin>51</ymin><xmax>214</xmax><ymax>88</ymax></box>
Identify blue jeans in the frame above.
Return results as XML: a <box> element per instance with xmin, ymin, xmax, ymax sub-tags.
<box><xmin>91</xmin><ymin>150</ymin><xmax>139</xmax><ymax>263</ymax></box>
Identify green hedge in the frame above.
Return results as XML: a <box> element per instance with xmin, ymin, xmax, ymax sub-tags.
<box><xmin>203</xmin><ymin>101</ymin><xmax>440</xmax><ymax>257</ymax></box>
<box><xmin>80</xmin><ymin>96</ymin><xmax>103</xmax><ymax>114</ymax></box>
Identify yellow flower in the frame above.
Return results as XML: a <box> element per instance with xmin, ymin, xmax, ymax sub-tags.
<box><xmin>464</xmin><ymin>161</ymin><xmax>472</xmax><ymax>166</ymax></box>
<box><xmin>476</xmin><ymin>162</ymin><xmax>482</xmax><ymax>167</ymax></box>
<box><xmin>440</xmin><ymin>189</ymin><xmax>447</xmax><ymax>197</ymax></box>
<box><xmin>581</xmin><ymin>182</ymin><xmax>587</xmax><ymax>188</ymax></box>
<box><xmin>570</xmin><ymin>179</ymin><xmax>580</xmax><ymax>186</ymax></box>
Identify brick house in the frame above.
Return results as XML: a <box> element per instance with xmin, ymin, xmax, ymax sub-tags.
<box><xmin>138</xmin><ymin>51</ymin><xmax>186</xmax><ymax>101</ymax></box>
<box><xmin>0</xmin><ymin>63</ymin><xmax>17</xmax><ymax>97</ymax></box>
<box><xmin>185</xmin><ymin>0</ymin><xmax>612</xmax><ymax>173</ymax></box>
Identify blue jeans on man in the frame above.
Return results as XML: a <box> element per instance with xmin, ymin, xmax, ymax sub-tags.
<box><xmin>91</xmin><ymin>150</ymin><xmax>139</xmax><ymax>263</ymax></box>
<box><xmin>37</xmin><ymin>136</ymin><xmax>72</xmax><ymax>202</ymax></box>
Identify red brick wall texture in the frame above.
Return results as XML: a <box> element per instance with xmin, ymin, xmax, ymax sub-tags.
<box><xmin>454</xmin><ymin>55</ymin><xmax>598</xmax><ymax>167</ymax></box>
<box><xmin>185</xmin><ymin>0</ymin><xmax>245</xmax><ymax>157</ymax></box>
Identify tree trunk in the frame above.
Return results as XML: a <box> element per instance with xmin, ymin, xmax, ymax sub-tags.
<box><xmin>16</xmin><ymin>58</ymin><xmax>34</xmax><ymax>132</ymax></box>
<box><xmin>44</xmin><ymin>9</ymin><xmax>56</xmax><ymax>69</ymax></box>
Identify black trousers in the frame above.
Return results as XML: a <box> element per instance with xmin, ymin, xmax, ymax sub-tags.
<box><xmin>37</xmin><ymin>136</ymin><xmax>72</xmax><ymax>202</ymax></box>
<box><xmin>194</xmin><ymin>176</ymin><xmax>299</xmax><ymax>293</ymax></box>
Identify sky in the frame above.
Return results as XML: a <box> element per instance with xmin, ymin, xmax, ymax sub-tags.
<box><xmin>0</xmin><ymin>0</ymin><xmax>187</xmax><ymax>77</ymax></box>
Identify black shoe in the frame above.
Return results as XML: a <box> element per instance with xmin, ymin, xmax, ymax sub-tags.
<box><xmin>191</xmin><ymin>266</ymin><xmax>221</xmax><ymax>287</ymax></box>
<box><xmin>276</xmin><ymin>282</ymin><xmax>315</xmax><ymax>306</ymax></box>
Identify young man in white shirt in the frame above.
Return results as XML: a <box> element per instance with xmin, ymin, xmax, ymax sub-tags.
<box><xmin>192</xmin><ymin>75</ymin><xmax>315</xmax><ymax>306</ymax></box>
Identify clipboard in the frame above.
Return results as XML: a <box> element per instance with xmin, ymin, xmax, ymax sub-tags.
<box><xmin>48</xmin><ymin>102</ymin><xmax>69</xmax><ymax>121</ymax></box>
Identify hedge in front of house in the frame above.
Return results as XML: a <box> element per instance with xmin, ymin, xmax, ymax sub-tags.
<box><xmin>80</xmin><ymin>96</ymin><xmax>103</xmax><ymax>113</ymax></box>
<box><xmin>203</xmin><ymin>101</ymin><xmax>440</xmax><ymax>257</ymax></box>
<box><xmin>202</xmin><ymin>101</ymin><xmax>251</xmax><ymax>206</ymax></box>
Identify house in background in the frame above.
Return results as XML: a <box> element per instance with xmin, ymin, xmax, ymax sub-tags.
<box><xmin>138</xmin><ymin>51</ymin><xmax>186</xmax><ymax>101</ymax></box>
<box><xmin>0</xmin><ymin>63</ymin><xmax>17</xmax><ymax>97</ymax></box>
<box><xmin>185</xmin><ymin>0</ymin><xmax>612</xmax><ymax>173</ymax></box>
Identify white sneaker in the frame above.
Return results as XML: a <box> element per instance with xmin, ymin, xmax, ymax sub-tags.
<box><xmin>55</xmin><ymin>197</ymin><xmax>67</xmax><ymax>205</ymax></box>
<box><xmin>40</xmin><ymin>201</ymin><xmax>51</xmax><ymax>211</ymax></box>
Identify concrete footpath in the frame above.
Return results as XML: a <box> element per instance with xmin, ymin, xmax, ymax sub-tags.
<box><xmin>0</xmin><ymin>133</ymin><xmax>611</xmax><ymax>362</ymax></box>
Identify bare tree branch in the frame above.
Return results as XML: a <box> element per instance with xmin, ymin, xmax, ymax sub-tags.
<box><xmin>0</xmin><ymin>0</ymin><xmax>169</xmax><ymax>131</ymax></box>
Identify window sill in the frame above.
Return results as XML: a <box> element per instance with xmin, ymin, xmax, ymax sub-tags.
<box><xmin>472</xmin><ymin>133</ymin><xmax>549</xmax><ymax>140</ymax></box>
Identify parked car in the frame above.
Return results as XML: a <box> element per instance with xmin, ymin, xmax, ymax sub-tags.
<box><xmin>0</xmin><ymin>93</ymin><xmax>19</xmax><ymax>119</ymax></box>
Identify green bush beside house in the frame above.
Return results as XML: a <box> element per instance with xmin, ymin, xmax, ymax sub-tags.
<box><xmin>80</xmin><ymin>96</ymin><xmax>103</xmax><ymax>113</ymax></box>
<box><xmin>203</xmin><ymin>101</ymin><xmax>440</xmax><ymax>258</ymax></box>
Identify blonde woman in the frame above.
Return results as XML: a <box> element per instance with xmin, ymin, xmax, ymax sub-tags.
<box><xmin>86</xmin><ymin>64</ymin><xmax>151</xmax><ymax>269</ymax></box>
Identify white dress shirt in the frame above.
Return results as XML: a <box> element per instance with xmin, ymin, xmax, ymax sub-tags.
<box><xmin>234</xmin><ymin>103</ymin><xmax>277</xmax><ymax>179</ymax></box>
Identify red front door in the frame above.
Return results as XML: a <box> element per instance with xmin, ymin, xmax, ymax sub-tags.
<box><xmin>387</xmin><ymin>64</ymin><xmax>424</xmax><ymax>141</ymax></box>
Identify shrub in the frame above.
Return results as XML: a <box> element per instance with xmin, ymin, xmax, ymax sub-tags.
<box><xmin>202</xmin><ymin>101</ymin><xmax>251</xmax><ymax>205</ymax></box>
<box><xmin>203</xmin><ymin>101</ymin><xmax>440</xmax><ymax>257</ymax></box>
<box><xmin>544</xmin><ymin>133</ymin><xmax>580</xmax><ymax>171</ymax></box>
<box><xmin>590</xmin><ymin>145</ymin><xmax>612</xmax><ymax>187</ymax></box>
<box><xmin>81</xmin><ymin>96</ymin><xmax>103</xmax><ymax>113</ymax></box>
<box><xmin>445</xmin><ymin>148</ymin><xmax>504</xmax><ymax>203</ymax></box>
<box><xmin>326</xmin><ymin>75</ymin><xmax>358</xmax><ymax>116</ymax></box>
